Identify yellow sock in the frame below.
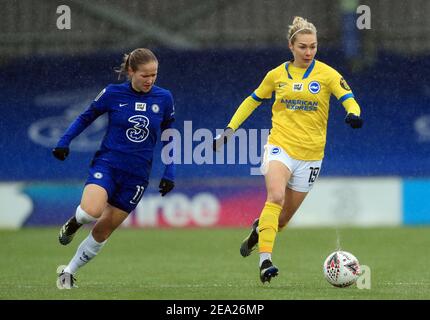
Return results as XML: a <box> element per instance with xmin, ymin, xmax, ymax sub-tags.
<box><xmin>258</xmin><ymin>201</ymin><xmax>282</xmax><ymax>253</ymax></box>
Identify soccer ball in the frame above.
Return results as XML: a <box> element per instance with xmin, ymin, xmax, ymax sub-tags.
<box><xmin>323</xmin><ymin>250</ymin><xmax>361</xmax><ymax>287</ymax></box>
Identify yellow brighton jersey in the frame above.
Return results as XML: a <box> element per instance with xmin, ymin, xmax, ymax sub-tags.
<box><xmin>249</xmin><ymin>59</ymin><xmax>361</xmax><ymax>161</ymax></box>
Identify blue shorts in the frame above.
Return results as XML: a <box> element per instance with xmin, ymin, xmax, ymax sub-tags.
<box><xmin>85</xmin><ymin>160</ymin><xmax>149</xmax><ymax>213</ymax></box>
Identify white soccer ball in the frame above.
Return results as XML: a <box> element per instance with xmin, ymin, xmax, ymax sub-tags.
<box><xmin>323</xmin><ymin>250</ymin><xmax>361</xmax><ymax>287</ymax></box>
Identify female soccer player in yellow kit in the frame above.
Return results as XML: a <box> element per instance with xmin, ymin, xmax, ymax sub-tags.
<box><xmin>214</xmin><ymin>17</ymin><xmax>363</xmax><ymax>283</ymax></box>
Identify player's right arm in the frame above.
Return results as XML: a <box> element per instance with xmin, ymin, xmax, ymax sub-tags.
<box><xmin>52</xmin><ymin>87</ymin><xmax>110</xmax><ymax>161</ymax></box>
<box><xmin>213</xmin><ymin>70</ymin><xmax>276</xmax><ymax>151</ymax></box>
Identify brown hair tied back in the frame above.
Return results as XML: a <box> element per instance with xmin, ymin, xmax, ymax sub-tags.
<box><xmin>115</xmin><ymin>48</ymin><xmax>158</xmax><ymax>80</ymax></box>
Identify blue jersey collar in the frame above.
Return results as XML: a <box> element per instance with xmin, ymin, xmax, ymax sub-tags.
<box><xmin>128</xmin><ymin>81</ymin><xmax>152</xmax><ymax>95</ymax></box>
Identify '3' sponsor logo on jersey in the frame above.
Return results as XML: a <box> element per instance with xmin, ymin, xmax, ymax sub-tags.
<box><xmin>126</xmin><ymin>115</ymin><xmax>150</xmax><ymax>143</ymax></box>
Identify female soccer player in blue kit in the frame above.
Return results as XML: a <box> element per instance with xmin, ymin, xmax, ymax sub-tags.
<box><xmin>214</xmin><ymin>17</ymin><xmax>363</xmax><ymax>283</ymax></box>
<box><xmin>53</xmin><ymin>48</ymin><xmax>176</xmax><ymax>289</ymax></box>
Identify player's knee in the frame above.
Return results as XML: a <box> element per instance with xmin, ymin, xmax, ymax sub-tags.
<box><xmin>266</xmin><ymin>190</ymin><xmax>285</xmax><ymax>207</ymax></box>
<box><xmin>80</xmin><ymin>203</ymin><xmax>103</xmax><ymax>219</ymax></box>
<box><xmin>75</xmin><ymin>205</ymin><xmax>98</xmax><ymax>224</ymax></box>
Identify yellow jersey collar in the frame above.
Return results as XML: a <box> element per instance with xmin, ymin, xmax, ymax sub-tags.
<box><xmin>285</xmin><ymin>59</ymin><xmax>316</xmax><ymax>80</ymax></box>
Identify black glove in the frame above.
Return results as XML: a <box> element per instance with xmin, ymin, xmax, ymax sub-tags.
<box><xmin>213</xmin><ymin>127</ymin><xmax>235</xmax><ymax>152</ymax></box>
<box><xmin>52</xmin><ymin>147</ymin><xmax>70</xmax><ymax>161</ymax></box>
<box><xmin>345</xmin><ymin>113</ymin><xmax>363</xmax><ymax>129</ymax></box>
<box><xmin>159</xmin><ymin>178</ymin><xmax>174</xmax><ymax>196</ymax></box>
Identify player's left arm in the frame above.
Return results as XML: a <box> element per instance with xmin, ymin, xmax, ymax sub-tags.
<box><xmin>329</xmin><ymin>70</ymin><xmax>363</xmax><ymax>129</ymax></box>
<box><xmin>159</xmin><ymin>91</ymin><xmax>175</xmax><ymax>196</ymax></box>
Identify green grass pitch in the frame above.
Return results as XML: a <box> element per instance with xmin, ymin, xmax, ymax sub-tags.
<box><xmin>1</xmin><ymin>226</ymin><xmax>429</xmax><ymax>299</ymax></box>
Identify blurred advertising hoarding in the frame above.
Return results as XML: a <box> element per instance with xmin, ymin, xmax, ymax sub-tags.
<box><xmin>0</xmin><ymin>177</ymin><xmax>411</xmax><ymax>229</ymax></box>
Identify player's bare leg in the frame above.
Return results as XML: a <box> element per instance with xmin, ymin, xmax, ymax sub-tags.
<box><xmin>91</xmin><ymin>205</ymin><xmax>129</xmax><ymax>243</ymax></box>
<box><xmin>58</xmin><ymin>184</ymin><xmax>107</xmax><ymax>245</ymax></box>
<box><xmin>278</xmin><ymin>187</ymin><xmax>308</xmax><ymax>230</ymax></box>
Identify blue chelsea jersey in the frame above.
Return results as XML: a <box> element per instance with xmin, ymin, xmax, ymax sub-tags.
<box><xmin>57</xmin><ymin>81</ymin><xmax>175</xmax><ymax>179</ymax></box>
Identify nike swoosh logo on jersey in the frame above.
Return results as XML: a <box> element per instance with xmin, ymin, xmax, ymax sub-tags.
<box><xmin>278</xmin><ymin>83</ymin><xmax>287</xmax><ymax>88</ymax></box>
<box><xmin>119</xmin><ymin>103</ymin><xmax>128</xmax><ymax>107</ymax></box>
